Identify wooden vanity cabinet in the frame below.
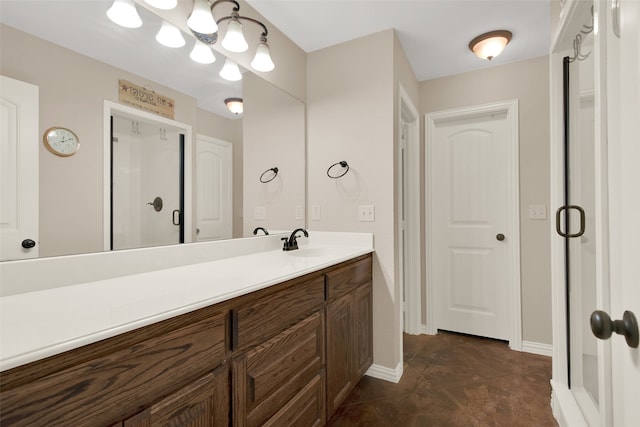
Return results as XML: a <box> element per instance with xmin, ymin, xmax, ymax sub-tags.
<box><xmin>0</xmin><ymin>304</ymin><xmax>231</xmax><ymax>427</ymax></box>
<box><xmin>325</xmin><ymin>255</ymin><xmax>373</xmax><ymax>418</ymax></box>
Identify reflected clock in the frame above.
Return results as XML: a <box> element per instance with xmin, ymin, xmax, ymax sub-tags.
<box><xmin>43</xmin><ymin>126</ymin><xmax>80</xmax><ymax>157</ymax></box>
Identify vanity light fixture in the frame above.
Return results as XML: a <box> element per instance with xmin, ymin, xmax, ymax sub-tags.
<box><xmin>156</xmin><ymin>21</ymin><xmax>186</xmax><ymax>48</ymax></box>
<box><xmin>190</xmin><ymin>41</ymin><xmax>216</xmax><ymax>64</ymax></box>
<box><xmin>143</xmin><ymin>0</ymin><xmax>177</xmax><ymax>10</ymax></box>
<box><xmin>187</xmin><ymin>0</ymin><xmax>275</xmax><ymax>72</ymax></box>
<box><xmin>224</xmin><ymin>97</ymin><xmax>243</xmax><ymax>115</ymax></box>
<box><xmin>106</xmin><ymin>0</ymin><xmax>142</xmax><ymax>29</ymax></box>
<box><xmin>219</xmin><ymin>57</ymin><xmax>242</xmax><ymax>81</ymax></box>
<box><xmin>469</xmin><ymin>30</ymin><xmax>512</xmax><ymax>60</ymax></box>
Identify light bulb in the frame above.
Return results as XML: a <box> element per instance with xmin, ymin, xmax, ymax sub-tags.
<box><xmin>143</xmin><ymin>0</ymin><xmax>177</xmax><ymax>10</ymax></box>
<box><xmin>156</xmin><ymin>21</ymin><xmax>185</xmax><ymax>48</ymax></box>
<box><xmin>187</xmin><ymin>0</ymin><xmax>218</xmax><ymax>34</ymax></box>
<box><xmin>106</xmin><ymin>0</ymin><xmax>142</xmax><ymax>29</ymax></box>
<box><xmin>225</xmin><ymin>98</ymin><xmax>243</xmax><ymax>115</ymax></box>
<box><xmin>221</xmin><ymin>17</ymin><xmax>248</xmax><ymax>52</ymax></box>
<box><xmin>251</xmin><ymin>41</ymin><xmax>275</xmax><ymax>72</ymax></box>
<box><xmin>190</xmin><ymin>41</ymin><xmax>216</xmax><ymax>64</ymax></box>
<box><xmin>219</xmin><ymin>58</ymin><xmax>242</xmax><ymax>81</ymax></box>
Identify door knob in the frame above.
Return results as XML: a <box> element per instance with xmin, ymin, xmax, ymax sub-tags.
<box><xmin>21</xmin><ymin>239</ymin><xmax>36</xmax><ymax>249</ymax></box>
<box><xmin>496</xmin><ymin>233</ymin><xmax>505</xmax><ymax>241</ymax></box>
<box><xmin>590</xmin><ymin>310</ymin><xmax>639</xmax><ymax>348</ymax></box>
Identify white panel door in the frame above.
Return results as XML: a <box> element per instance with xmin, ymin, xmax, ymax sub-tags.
<box><xmin>0</xmin><ymin>75</ymin><xmax>38</xmax><ymax>261</ymax></box>
<box><xmin>196</xmin><ymin>135</ymin><xmax>232</xmax><ymax>241</ymax></box>
<box><xmin>431</xmin><ymin>110</ymin><xmax>511</xmax><ymax>340</ymax></box>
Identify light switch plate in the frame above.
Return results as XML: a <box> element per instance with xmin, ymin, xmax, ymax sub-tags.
<box><xmin>359</xmin><ymin>205</ymin><xmax>375</xmax><ymax>222</ymax></box>
<box><xmin>312</xmin><ymin>205</ymin><xmax>321</xmax><ymax>221</ymax></box>
<box><xmin>528</xmin><ymin>204</ymin><xmax>547</xmax><ymax>220</ymax></box>
<box><xmin>295</xmin><ymin>206</ymin><xmax>304</xmax><ymax>220</ymax></box>
<box><xmin>254</xmin><ymin>206</ymin><xmax>266</xmax><ymax>220</ymax></box>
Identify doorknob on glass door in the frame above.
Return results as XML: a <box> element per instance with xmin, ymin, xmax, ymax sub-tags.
<box><xmin>496</xmin><ymin>233</ymin><xmax>505</xmax><ymax>241</ymax></box>
<box><xmin>590</xmin><ymin>310</ymin><xmax>639</xmax><ymax>348</ymax></box>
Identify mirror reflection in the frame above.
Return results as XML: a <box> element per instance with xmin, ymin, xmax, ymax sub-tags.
<box><xmin>0</xmin><ymin>0</ymin><xmax>305</xmax><ymax>261</ymax></box>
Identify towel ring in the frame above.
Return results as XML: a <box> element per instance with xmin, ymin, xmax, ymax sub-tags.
<box><xmin>259</xmin><ymin>167</ymin><xmax>278</xmax><ymax>183</ymax></box>
<box><xmin>327</xmin><ymin>161</ymin><xmax>349</xmax><ymax>179</ymax></box>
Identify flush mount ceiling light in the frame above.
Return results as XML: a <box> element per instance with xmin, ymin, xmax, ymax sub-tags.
<box><xmin>107</xmin><ymin>0</ymin><xmax>142</xmax><ymax>29</ymax></box>
<box><xmin>224</xmin><ymin>97</ymin><xmax>243</xmax><ymax>115</ymax></box>
<box><xmin>187</xmin><ymin>0</ymin><xmax>275</xmax><ymax>72</ymax></box>
<box><xmin>469</xmin><ymin>30</ymin><xmax>512</xmax><ymax>60</ymax></box>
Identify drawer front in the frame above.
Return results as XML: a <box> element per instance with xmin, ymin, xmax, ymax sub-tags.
<box><xmin>0</xmin><ymin>311</ymin><xmax>227</xmax><ymax>427</ymax></box>
<box><xmin>325</xmin><ymin>255</ymin><xmax>372</xmax><ymax>300</ymax></box>
<box><xmin>232</xmin><ymin>275</ymin><xmax>325</xmax><ymax>351</ymax></box>
<box><xmin>263</xmin><ymin>373</ymin><xmax>325</xmax><ymax>427</ymax></box>
<box><xmin>232</xmin><ymin>312</ymin><xmax>324</xmax><ymax>427</ymax></box>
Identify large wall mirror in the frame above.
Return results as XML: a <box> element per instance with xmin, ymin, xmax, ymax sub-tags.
<box><xmin>0</xmin><ymin>0</ymin><xmax>305</xmax><ymax>261</ymax></box>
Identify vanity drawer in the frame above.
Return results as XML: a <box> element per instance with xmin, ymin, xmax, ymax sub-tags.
<box><xmin>0</xmin><ymin>307</ymin><xmax>228</xmax><ymax>427</ymax></box>
<box><xmin>325</xmin><ymin>255</ymin><xmax>372</xmax><ymax>300</ymax></box>
<box><xmin>231</xmin><ymin>275</ymin><xmax>325</xmax><ymax>351</ymax></box>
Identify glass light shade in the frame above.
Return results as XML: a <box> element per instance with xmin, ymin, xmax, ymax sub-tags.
<box><xmin>143</xmin><ymin>0</ymin><xmax>177</xmax><ymax>10</ymax></box>
<box><xmin>106</xmin><ymin>0</ymin><xmax>142</xmax><ymax>29</ymax></box>
<box><xmin>187</xmin><ymin>0</ymin><xmax>218</xmax><ymax>34</ymax></box>
<box><xmin>190</xmin><ymin>41</ymin><xmax>216</xmax><ymax>64</ymax></box>
<box><xmin>221</xmin><ymin>18</ymin><xmax>248</xmax><ymax>52</ymax></box>
<box><xmin>469</xmin><ymin>30</ymin><xmax>512</xmax><ymax>60</ymax></box>
<box><xmin>225</xmin><ymin>98</ymin><xmax>243</xmax><ymax>115</ymax></box>
<box><xmin>156</xmin><ymin>21</ymin><xmax>185</xmax><ymax>48</ymax></box>
<box><xmin>219</xmin><ymin>58</ymin><xmax>242</xmax><ymax>81</ymax></box>
<box><xmin>250</xmin><ymin>42</ymin><xmax>275</xmax><ymax>72</ymax></box>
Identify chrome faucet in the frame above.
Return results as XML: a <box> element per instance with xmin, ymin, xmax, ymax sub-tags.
<box><xmin>281</xmin><ymin>228</ymin><xmax>308</xmax><ymax>251</ymax></box>
<box><xmin>253</xmin><ymin>227</ymin><xmax>269</xmax><ymax>235</ymax></box>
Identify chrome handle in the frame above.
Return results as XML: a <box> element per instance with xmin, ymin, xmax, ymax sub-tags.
<box><xmin>555</xmin><ymin>205</ymin><xmax>585</xmax><ymax>238</ymax></box>
<box><xmin>591</xmin><ymin>310</ymin><xmax>639</xmax><ymax>348</ymax></box>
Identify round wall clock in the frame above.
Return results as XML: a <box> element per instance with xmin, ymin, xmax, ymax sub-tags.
<box><xmin>43</xmin><ymin>126</ymin><xmax>80</xmax><ymax>157</ymax></box>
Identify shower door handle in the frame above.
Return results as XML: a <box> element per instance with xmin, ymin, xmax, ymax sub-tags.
<box><xmin>555</xmin><ymin>205</ymin><xmax>585</xmax><ymax>237</ymax></box>
<box><xmin>172</xmin><ymin>209</ymin><xmax>181</xmax><ymax>226</ymax></box>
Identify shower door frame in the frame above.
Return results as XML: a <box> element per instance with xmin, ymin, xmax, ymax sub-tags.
<box><xmin>102</xmin><ymin>100</ymin><xmax>193</xmax><ymax>251</ymax></box>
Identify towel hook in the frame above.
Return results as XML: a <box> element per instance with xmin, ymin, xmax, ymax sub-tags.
<box><xmin>259</xmin><ymin>167</ymin><xmax>278</xmax><ymax>183</ymax></box>
<box><xmin>327</xmin><ymin>161</ymin><xmax>349</xmax><ymax>179</ymax></box>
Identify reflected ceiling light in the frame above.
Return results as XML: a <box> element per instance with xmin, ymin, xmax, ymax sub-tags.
<box><xmin>188</xmin><ymin>0</ymin><xmax>275</xmax><ymax>72</ymax></box>
<box><xmin>143</xmin><ymin>0</ymin><xmax>177</xmax><ymax>10</ymax></box>
<box><xmin>190</xmin><ymin>41</ymin><xmax>216</xmax><ymax>64</ymax></box>
<box><xmin>251</xmin><ymin>38</ymin><xmax>275</xmax><ymax>72</ymax></box>
<box><xmin>107</xmin><ymin>0</ymin><xmax>142</xmax><ymax>29</ymax></box>
<box><xmin>219</xmin><ymin>57</ymin><xmax>242</xmax><ymax>81</ymax></box>
<box><xmin>187</xmin><ymin>0</ymin><xmax>218</xmax><ymax>34</ymax></box>
<box><xmin>221</xmin><ymin>13</ymin><xmax>248</xmax><ymax>52</ymax></box>
<box><xmin>469</xmin><ymin>30</ymin><xmax>512</xmax><ymax>60</ymax></box>
<box><xmin>224</xmin><ymin>97</ymin><xmax>243</xmax><ymax>115</ymax></box>
<box><xmin>156</xmin><ymin>21</ymin><xmax>185</xmax><ymax>48</ymax></box>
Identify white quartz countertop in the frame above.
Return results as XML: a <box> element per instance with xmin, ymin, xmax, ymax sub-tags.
<box><xmin>0</xmin><ymin>241</ymin><xmax>373</xmax><ymax>372</ymax></box>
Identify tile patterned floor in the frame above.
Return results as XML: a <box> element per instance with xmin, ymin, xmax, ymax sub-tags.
<box><xmin>328</xmin><ymin>331</ymin><xmax>558</xmax><ymax>426</ymax></box>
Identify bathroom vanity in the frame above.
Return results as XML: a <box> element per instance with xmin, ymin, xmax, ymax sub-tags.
<box><xmin>0</xmin><ymin>233</ymin><xmax>373</xmax><ymax>426</ymax></box>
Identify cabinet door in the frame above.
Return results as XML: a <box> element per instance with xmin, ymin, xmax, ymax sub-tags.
<box><xmin>326</xmin><ymin>293</ymin><xmax>354</xmax><ymax>417</ymax></box>
<box><xmin>353</xmin><ymin>283</ymin><xmax>373</xmax><ymax>379</ymax></box>
<box><xmin>263</xmin><ymin>373</ymin><xmax>325</xmax><ymax>427</ymax></box>
<box><xmin>233</xmin><ymin>312</ymin><xmax>324</xmax><ymax>427</ymax></box>
<box><xmin>123</xmin><ymin>366</ymin><xmax>229</xmax><ymax>427</ymax></box>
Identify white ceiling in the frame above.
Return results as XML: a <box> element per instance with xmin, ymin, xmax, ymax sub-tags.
<box><xmin>247</xmin><ymin>0</ymin><xmax>551</xmax><ymax>81</ymax></box>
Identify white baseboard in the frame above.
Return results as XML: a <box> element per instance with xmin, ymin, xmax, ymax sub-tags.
<box><xmin>365</xmin><ymin>361</ymin><xmax>403</xmax><ymax>383</ymax></box>
<box><xmin>522</xmin><ymin>341</ymin><xmax>553</xmax><ymax>357</ymax></box>
<box><xmin>421</xmin><ymin>324</ymin><xmax>436</xmax><ymax>335</ymax></box>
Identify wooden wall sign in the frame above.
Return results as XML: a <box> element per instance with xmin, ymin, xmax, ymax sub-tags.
<box><xmin>118</xmin><ymin>80</ymin><xmax>175</xmax><ymax>119</ymax></box>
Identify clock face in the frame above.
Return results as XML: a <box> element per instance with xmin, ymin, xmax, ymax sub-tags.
<box><xmin>44</xmin><ymin>127</ymin><xmax>79</xmax><ymax>156</ymax></box>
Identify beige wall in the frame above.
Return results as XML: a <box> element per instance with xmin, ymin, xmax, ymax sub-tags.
<box><xmin>0</xmin><ymin>24</ymin><xmax>242</xmax><ymax>256</ymax></box>
<box><xmin>242</xmin><ymin>73</ymin><xmax>306</xmax><ymax>235</ymax></box>
<box><xmin>419</xmin><ymin>56</ymin><xmax>552</xmax><ymax>345</ymax></box>
<box><xmin>308</xmin><ymin>29</ymin><xmax>406</xmax><ymax>371</ymax></box>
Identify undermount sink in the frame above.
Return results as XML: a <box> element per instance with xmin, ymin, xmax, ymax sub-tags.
<box><xmin>286</xmin><ymin>248</ymin><xmax>331</xmax><ymax>258</ymax></box>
